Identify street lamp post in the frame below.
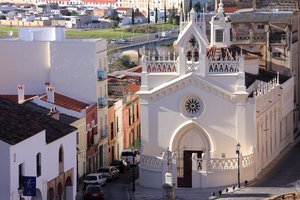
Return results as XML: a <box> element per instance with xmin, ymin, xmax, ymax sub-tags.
<box><xmin>132</xmin><ymin>147</ymin><xmax>136</xmax><ymax>193</ymax></box>
<box><xmin>236</xmin><ymin>143</ymin><xmax>241</xmax><ymax>188</ymax></box>
<box><xmin>18</xmin><ymin>187</ymin><xmax>23</xmax><ymax>200</ymax></box>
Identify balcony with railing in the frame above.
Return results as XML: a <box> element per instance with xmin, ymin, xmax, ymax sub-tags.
<box><xmin>233</xmin><ymin>32</ymin><xmax>266</xmax><ymax>44</ymax></box>
<box><xmin>98</xmin><ymin>97</ymin><xmax>107</xmax><ymax>108</ymax></box>
<box><xmin>97</xmin><ymin>70</ymin><xmax>107</xmax><ymax>81</ymax></box>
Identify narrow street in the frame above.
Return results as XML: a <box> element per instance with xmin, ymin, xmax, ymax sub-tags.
<box><xmin>77</xmin><ymin>166</ymin><xmax>139</xmax><ymax>200</ymax></box>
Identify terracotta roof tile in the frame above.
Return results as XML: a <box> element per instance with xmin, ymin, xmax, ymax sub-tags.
<box><xmin>123</xmin><ymin>84</ymin><xmax>140</xmax><ymax>93</ymax></box>
<box><xmin>116</xmin><ymin>7</ymin><xmax>131</xmax><ymax>11</ymax></box>
<box><xmin>224</xmin><ymin>6</ymin><xmax>237</xmax><ymax>13</ymax></box>
<box><xmin>81</xmin><ymin>0</ymin><xmax>116</xmax><ymax>3</ymax></box>
<box><xmin>0</xmin><ymin>95</ymin><xmax>36</xmax><ymax>103</ymax></box>
<box><xmin>41</xmin><ymin>92</ymin><xmax>89</xmax><ymax>112</ymax></box>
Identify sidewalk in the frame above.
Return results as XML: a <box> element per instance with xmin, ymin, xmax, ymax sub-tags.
<box><xmin>133</xmin><ymin>134</ymin><xmax>300</xmax><ymax>200</ymax></box>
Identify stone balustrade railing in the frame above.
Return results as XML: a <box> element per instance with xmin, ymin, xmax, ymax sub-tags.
<box><xmin>141</xmin><ymin>154</ymin><xmax>163</xmax><ymax>170</ymax></box>
<box><xmin>196</xmin><ymin>153</ymin><xmax>254</xmax><ymax>172</ymax></box>
<box><xmin>146</xmin><ymin>61</ymin><xmax>178</xmax><ymax>73</ymax></box>
<box><xmin>207</xmin><ymin>60</ymin><xmax>240</xmax><ymax>74</ymax></box>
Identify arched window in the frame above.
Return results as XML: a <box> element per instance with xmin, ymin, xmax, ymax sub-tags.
<box><xmin>58</xmin><ymin>146</ymin><xmax>64</xmax><ymax>174</ymax></box>
<box><xmin>185</xmin><ymin>35</ymin><xmax>200</xmax><ymax>63</ymax></box>
<box><xmin>59</xmin><ymin>146</ymin><xmax>63</xmax><ymax>163</ymax></box>
<box><xmin>36</xmin><ymin>153</ymin><xmax>41</xmax><ymax>177</ymax></box>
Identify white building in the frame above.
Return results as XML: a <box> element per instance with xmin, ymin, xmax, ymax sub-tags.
<box><xmin>137</xmin><ymin>1</ymin><xmax>294</xmax><ymax>189</ymax></box>
<box><xmin>0</xmin><ymin>26</ymin><xmax>109</xmax><ymax>170</ymax></box>
<box><xmin>0</xmin><ymin>98</ymin><xmax>77</xmax><ymax>200</ymax></box>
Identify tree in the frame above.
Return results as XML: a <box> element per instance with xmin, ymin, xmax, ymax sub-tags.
<box><xmin>66</xmin><ymin>10</ymin><xmax>78</xmax><ymax>16</ymax></box>
<box><xmin>155</xmin><ymin>7</ymin><xmax>158</xmax><ymax>23</ymax></box>
<box><xmin>168</xmin><ymin>5</ymin><xmax>175</xmax><ymax>24</ymax></box>
<box><xmin>147</xmin><ymin>2</ymin><xmax>150</xmax><ymax>24</ymax></box>
<box><xmin>193</xmin><ymin>2</ymin><xmax>201</xmax><ymax>13</ymax></box>
<box><xmin>131</xmin><ymin>8</ymin><xmax>135</xmax><ymax>25</ymax></box>
<box><xmin>164</xmin><ymin>3</ymin><xmax>167</xmax><ymax>23</ymax></box>
<box><xmin>109</xmin><ymin>55</ymin><xmax>137</xmax><ymax>72</ymax></box>
<box><xmin>110</xmin><ymin>10</ymin><xmax>121</xmax><ymax>30</ymax></box>
<box><xmin>189</xmin><ymin>0</ymin><xmax>193</xmax><ymax>12</ymax></box>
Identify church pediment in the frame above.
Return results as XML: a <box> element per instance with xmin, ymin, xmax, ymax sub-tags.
<box><xmin>176</xmin><ymin>22</ymin><xmax>209</xmax><ymax>48</ymax></box>
<box><xmin>138</xmin><ymin>73</ymin><xmax>235</xmax><ymax>104</ymax></box>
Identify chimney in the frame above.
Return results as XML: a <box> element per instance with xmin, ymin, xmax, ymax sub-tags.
<box><xmin>17</xmin><ymin>84</ymin><xmax>24</xmax><ymax>104</ymax></box>
<box><xmin>48</xmin><ymin>106</ymin><xmax>60</xmax><ymax>120</ymax></box>
<box><xmin>45</xmin><ymin>82</ymin><xmax>50</xmax><ymax>92</ymax></box>
<box><xmin>47</xmin><ymin>86</ymin><xmax>55</xmax><ymax>103</ymax></box>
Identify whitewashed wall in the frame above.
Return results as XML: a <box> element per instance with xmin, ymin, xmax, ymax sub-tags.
<box><xmin>6</xmin><ymin>129</ymin><xmax>77</xmax><ymax>200</ymax></box>
<box><xmin>0</xmin><ymin>140</ymin><xmax>11</xmax><ymax>200</ymax></box>
<box><xmin>114</xmin><ymin>99</ymin><xmax>124</xmax><ymax>159</ymax></box>
<box><xmin>0</xmin><ymin>40</ymin><xmax>50</xmax><ymax>94</ymax></box>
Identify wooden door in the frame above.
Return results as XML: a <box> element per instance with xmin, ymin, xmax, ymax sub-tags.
<box><xmin>177</xmin><ymin>150</ymin><xmax>202</xmax><ymax>188</ymax></box>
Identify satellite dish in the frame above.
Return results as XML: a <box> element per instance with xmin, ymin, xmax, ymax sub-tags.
<box><xmin>8</xmin><ymin>30</ymin><xmax>13</xmax><ymax>36</ymax></box>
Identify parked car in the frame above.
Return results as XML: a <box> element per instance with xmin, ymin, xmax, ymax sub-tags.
<box><xmin>84</xmin><ymin>185</ymin><xmax>104</xmax><ymax>200</ymax></box>
<box><xmin>110</xmin><ymin>38</ymin><xmax>118</xmax><ymax>43</ymax></box>
<box><xmin>98</xmin><ymin>166</ymin><xmax>120</xmax><ymax>180</ymax></box>
<box><xmin>83</xmin><ymin>173</ymin><xmax>106</xmax><ymax>189</ymax></box>
<box><xmin>111</xmin><ymin>159</ymin><xmax>130</xmax><ymax>173</ymax></box>
<box><xmin>121</xmin><ymin>149</ymin><xmax>140</xmax><ymax>166</ymax></box>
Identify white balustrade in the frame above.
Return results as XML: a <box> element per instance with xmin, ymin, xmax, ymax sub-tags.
<box><xmin>146</xmin><ymin>61</ymin><xmax>178</xmax><ymax>73</ymax></box>
<box><xmin>195</xmin><ymin>153</ymin><xmax>254</xmax><ymax>172</ymax></box>
<box><xmin>207</xmin><ymin>61</ymin><xmax>239</xmax><ymax>74</ymax></box>
<box><xmin>141</xmin><ymin>155</ymin><xmax>163</xmax><ymax>170</ymax></box>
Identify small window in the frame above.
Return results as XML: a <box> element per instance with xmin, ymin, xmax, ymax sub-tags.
<box><xmin>19</xmin><ymin>163</ymin><xmax>24</xmax><ymax>188</ymax></box>
<box><xmin>76</xmin><ymin>132</ymin><xmax>79</xmax><ymax>145</ymax></box>
<box><xmin>258</xmin><ymin>24</ymin><xmax>264</xmax><ymax>30</ymax></box>
<box><xmin>59</xmin><ymin>146</ymin><xmax>63</xmax><ymax>163</ymax></box>
<box><xmin>272</xmin><ymin>52</ymin><xmax>281</xmax><ymax>58</ymax></box>
<box><xmin>215</xmin><ymin>29</ymin><xmax>224</xmax><ymax>42</ymax></box>
<box><xmin>110</xmin><ymin>122</ymin><xmax>114</xmax><ymax>140</ymax></box>
<box><xmin>36</xmin><ymin>153</ymin><xmax>41</xmax><ymax>177</ymax></box>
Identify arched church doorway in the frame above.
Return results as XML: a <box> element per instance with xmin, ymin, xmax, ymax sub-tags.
<box><xmin>171</xmin><ymin>122</ymin><xmax>212</xmax><ymax>188</ymax></box>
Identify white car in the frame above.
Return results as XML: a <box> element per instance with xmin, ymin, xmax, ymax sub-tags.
<box><xmin>83</xmin><ymin>173</ymin><xmax>106</xmax><ymax>188</ymax></box>
<box><xmin>121</xmin><ymin>149</ymin><xmax>140</xmax><ymax>166</ymax></box>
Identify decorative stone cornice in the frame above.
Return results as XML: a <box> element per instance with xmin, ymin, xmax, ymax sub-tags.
<box><xmin>138</xmin><ymin>74</ymin><xmax>236</xmax><ymax>104</ymax></box>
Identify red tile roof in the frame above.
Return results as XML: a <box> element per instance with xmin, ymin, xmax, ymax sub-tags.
<box><xmin>126</xmin><ymin>65</ymin><xmax>142</xmax><ymax>73</ymax></box>
<box><xmin>116</xmin><ymin>7</ymin><xmax>131</xmax><ymax>11</ymax></box>
<box><xmin>123</xmin><ymin>84</ymin><xmax>140</xmax><ymax>93</ymax></box>
<box><xmin>224</xmin><ymin>6</ymin><xmax>237</xmax><ymax>13</ymax></box>
<box><xmin>81</xmin><ymin>0</ymin><xmax>116</xmax><ymax>3</ymax></box>
<box><xmin>41</xmin><ymin>93</ymin><xmax>89</xmax><ymax>112</ymax></box>
<box><xmin>0</xmin><ymin>95</ymin><xmax>36</xmax><ymax>103</ymax></box>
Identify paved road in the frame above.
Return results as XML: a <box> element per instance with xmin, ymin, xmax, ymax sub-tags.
<box><xmin>217</xmin><ymin>138</ymin><xmax>300</xmax><ymax>200</ymax></box>
<box><xmin>103</xmin><ymin>167</ymin><xmax>138</xmax><ymax>200</ymax></box>
<box><xmin>107</xmin><ymin>31</ymin><xmax>178</xmax><ymax>51</ymax></box>
<box><xmin>77</xmin><ymin>166</ymin><xmax>139</xmax><ymax>200</ymax></box>
<box><xmin>256</xmin><ymin>141</ymin><xmax>300</xmax><ymax>187</ymax></box>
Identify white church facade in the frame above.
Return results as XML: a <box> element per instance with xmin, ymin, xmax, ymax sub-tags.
<box><xmin>137</xmin><ymin>1</ymin><xmax>294</xmax><ymax>188</ymax></box>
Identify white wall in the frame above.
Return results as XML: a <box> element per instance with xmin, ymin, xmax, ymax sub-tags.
<box><xmin>0</xmin><ymin>41</ymin><xmax>50</xmax><ymax>94</ymax></box>
<box><xmin>114</xmin><ymin>99</ymin><xmax>123</xmax><ymax>158</ymax></box>
<box><xmin>8</xmin><ymin>129</ymin><xmax>77</xmax><ymax>200</ymax></box>
<box><xmin>50</xmin><ymin>40</ymin><xmax>98</xmax><ymax>104</ymax></box>
<box><xmin>141</xmin><ymin>81</ymin><xmax>241</xmax><ymax>158</ymax></box>
<box><xmin>0</xmin><ymin>28</ymin><xmax>107</xmax><ymax>106</ymax></box>
<box><xmin>0</xmin><ymin>140</ymin><xmax>11</xmax><ymax>200</ymax></box>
